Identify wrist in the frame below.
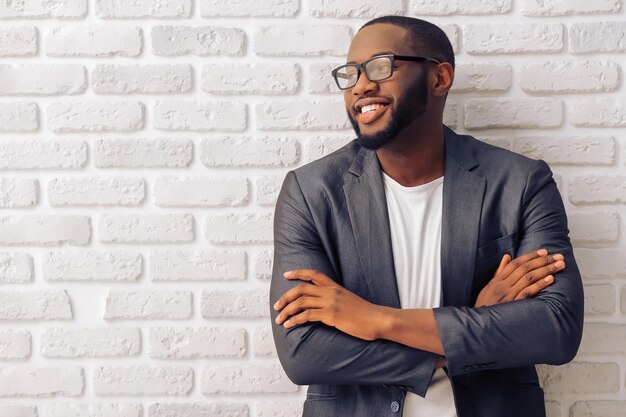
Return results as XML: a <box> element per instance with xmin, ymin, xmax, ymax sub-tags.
<box><xmin>373</xmin><ymin>306</ymin><xmax>397</xmax><ymax>340</ymax></box>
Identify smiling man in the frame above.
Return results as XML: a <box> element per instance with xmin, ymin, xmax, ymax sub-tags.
<box><xmin>270</xmin><ymin>16</ymin><xmax>583</xmax><ymax>417</ymax></box>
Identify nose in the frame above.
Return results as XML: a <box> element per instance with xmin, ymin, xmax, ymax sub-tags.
<box><xmin>351</xmin><ymin>71</ymin><xmax>378</xmax><ymax>97</ymax></box>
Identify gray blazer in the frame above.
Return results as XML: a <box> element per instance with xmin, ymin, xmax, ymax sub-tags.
<box><xmin>270</xmin><ymin>126</ymin><xmax>584</xmax><ymax>417</ymax></box>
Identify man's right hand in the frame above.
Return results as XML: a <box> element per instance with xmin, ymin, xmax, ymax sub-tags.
<box><xmin>474</xmin><ymin>249</ymin><xmax>565</xmax><ymax>307</ymax></box>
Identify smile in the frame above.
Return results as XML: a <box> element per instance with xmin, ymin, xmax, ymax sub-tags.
<box><xmin>357</xmin><ymin>103</ymin><xmax>389</xmax><ymax>124</ymax></box>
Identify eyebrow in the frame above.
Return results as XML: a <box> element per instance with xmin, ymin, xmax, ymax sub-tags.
<box><xmin>346</xmin><ymin>51</ymin><xmax>395</xmax><ymax>64</ymax></box>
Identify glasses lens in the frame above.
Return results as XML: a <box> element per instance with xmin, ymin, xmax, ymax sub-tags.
<box><xmin>334</xmin><ymin>65</ymin><xmax>359</xmax><ymax>89</ymax></box>
<box><xmin>365</xmin><ymin>56</ymin><xmax>393</xmax><ymax>81</ymax></box>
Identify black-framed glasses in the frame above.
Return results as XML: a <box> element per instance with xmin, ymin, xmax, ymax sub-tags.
<box><xmin>331</xmin><ymin>54</ymin><xmax>442</xmax><ymax>90</ymax></box>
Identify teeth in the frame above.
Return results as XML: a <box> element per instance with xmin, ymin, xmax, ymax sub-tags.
<box><xmin>361</xmin><ymin>104</ymin><xmax>383</xmax><ymax>113</ymax></box>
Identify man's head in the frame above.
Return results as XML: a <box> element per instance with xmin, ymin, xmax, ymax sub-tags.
<box><xmin>337</xmin><ymin>16</ymin><xmax>455</xmax><ymax>149</ymax></box>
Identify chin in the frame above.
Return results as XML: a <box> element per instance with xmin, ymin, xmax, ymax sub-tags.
<box><xmin>348</xmin><ymin>111</ymin><xmax>398</xmax><ymax>150</ymax></box>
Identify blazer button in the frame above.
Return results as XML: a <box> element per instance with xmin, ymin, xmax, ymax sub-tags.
<box><xmin>391</xmin><ymin>401</ymin><xmax>400</xmax><ymax>413</ymax></box>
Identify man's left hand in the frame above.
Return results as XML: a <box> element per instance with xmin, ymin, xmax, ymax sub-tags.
<box><xmin>273</xmin><ymin>269</ymin><xmax>385</xmax><ymax>341</ymax></box>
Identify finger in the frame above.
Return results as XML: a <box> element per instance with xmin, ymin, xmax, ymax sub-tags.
<box><xmin>273</xmin><ymin>283</ymin><xmax>324</xmax><ymax>311</ymax></box>
<box><xmin>495</xmin><ymin>253</ymin><xmax>511</xmax><ymax>276</ymax></box>
<box><xmin>514</xmin><ymin>275</ymin><xmax>555</xmax><ymax>301</ymax></box>
<box><xmin>275</xmin><ymin>296</ymin><xmax>325</xmax><ymax>325</ymax></box>
<box><xmin>283</xmin><ymin>309</ymin><xmax>322</xmax><ymax>329</ymax></box>
<box><xmin>283</xmin><ymin>269</ymin><xmax>336</xmax><ymax>287</ymax></box>
<box><xmin>510</xmin><ymin>259</ymin><xmax>564</xmax><ymax>294</ymax></box>
<box><xmin>495</xmin><ymin>249</ymin><xmax>549</xmax><ymax>281</ymax></box>
<box><xmin>498</xmin><ymin>251</ymin><xmax>562</xmax><ymax>285</ymax></box>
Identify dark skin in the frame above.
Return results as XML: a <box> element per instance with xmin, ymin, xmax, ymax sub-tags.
<box><xmin>274</xmin><ymin>23</ymin><xmax>565</xmax><ymax>367</ymax></box>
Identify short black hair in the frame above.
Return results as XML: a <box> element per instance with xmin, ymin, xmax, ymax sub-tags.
<box><xmin>360</xmin><ymin>16</ymin><xmax>455</xmax><ymax>69</ymax></box>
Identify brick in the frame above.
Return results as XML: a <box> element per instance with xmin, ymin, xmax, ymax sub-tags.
<box><xmin>451</xmin><ymin>63</ymin><xmax>511</xmax><ymax>92</ymax></box>
<box><xmin>0</xmin><ymin>65</ymin><xmax>85</xmax><ymax>95</ymax></box>
<box><xmin>622</xmin><ymin>286</ymin><xmax>626</xmax><ymax>314</ymax></box>
<box><xmin>309</xmin><ymin>62</ymin><xmax>342</xmax><ymax>94</ymax></box>
<box><xmin>569</xmin><ymin>175</ymin><xmax>626</xmax><ymax>204</ymax></box>
<box><xmin>151</xmin><ymin>26</ymin><xmax>245</xmax><ymax>56</ymax></box>
<box><xmin>0</xmin><ymin>367</ymin><xmax>82</xmax><ymax>397</ymax></box>
<box><xmin>575</xmin><ymin>249</ymin><xmax>626</xmax><ymax>280</ymax></box>
<box><xmin>465</xmin><ymin>98</ymin><xmax>562</xmax><ymax>129</ymax></box>
<box><xmin>47</xmin><ymin>101</ymin><xmax>143</xmax><ymax>133</ymax></box>
<box><xmin>569</xmin><ymin>212</ymin><xmax>619</xmax><ymax>244</ymax></box>
<box><xmin>520</xmin><ymin>61</ymin><xmax>619</xmax><ymax>93</ymax></box>
<box><xmin>0</xmin><ymin>27</ymin><xmax>37</xmax><ymax>57</ymax></box>
<box><xmin>0</xmin><ymin>215</ymin><xmax>90</xmax><ymax>246</ymax></box>
<box><xmin>523</xmin><ymin>0</ymin><xmax>620</xmax><ymax>16</ymax></box>
<box><xmin>0</xmin><ymin>178</ymin><xmax>38</xmax><ymax>208</ymax></box>
<box><xmin>476</xmin><ymin>136</ymin><xmax>512</xmax><ymax>150</ymax></box>
<box><xmin>253</xmin><ymin>325</ymin><xmax>275</xmax><ymax>357</ymax></box>
<box><xmin>200</xmin><ymin>137</ymin><xmax>299</xmax><ymax>168</ymax></box>
<box><xmin>570</xmin><ymin>22</ymin><xmax>626</xmax><ymax>53</ymax></box>
<box><xmin>256</xmin><ymin>401</ymin><xmax>304</xmax><ymax>417</ymax></box>
<box><xmin>94</xmin><ymin>138</ymin><xmax>191</xmax><ymax>169</ymax></box>
<box><xmin>104</xmin><ymin>290</ymin><xmax>191</xmax><ymax>320</ymax></box>
<box><xmin>537</xmin><ymin>363</ymin><xmax>619</xmax><ymax>397</ymax></box>
<box><xmin>44</xmin><ymin>403</ymin><xmax>142</xmax><ymax>417</ymax></box>
<box><xmin>150</xmin><ymin>250</ymin><xmax>245</xmax><ymax>281</ymax></box>
<box><xmin>201</xmin><ymin>364</ymin><xmax>297</xmax><ymax>394</ymax></box>
<box><xmin>45</xmin><ymin>26</ymin><xmax>141</xmax><ymax>57</ymax></box>
<box><xmin>256</xmin><ymin>175</ymin><xmax>286</xmax><ymax>206</ymax></box>
<box><xmin>205</xmin><ymin>213</ymin><xmax>273</xmax><ymax>244</ymax></box>
<box><xmin>96</xmin><ymin>0</ymin><xmax>191</xmax><ymax>18</ymax></box>
<box><xmin>305</xmin><ymin>136</ymin><xmax>353</xmax><ymax>162</ymax></box>
<box><xmin>464</xmin><ymin>23</ymin><xmax>563</xmax><ymax>54</ymax></box>
<box><xmin>0</xmin><ymin>253</ymin><xmax>33</xmax><ymax>283</ymax></box>
<box><xmin>200</xmin><ymin>0</ymin><xmax>298</xmax><ymax>17</ymax></box>
<box><xmin>570</xmin><ymin>98</ymin><xmax>626</xmax><ymax>127</ymax></box>
<box><xmin>0</xmin><ymin>290</ymin><xmax>72</xmax><ymax>320</ymax></box>
<box><xmin>201</xmin><ymin>289</ymin><xmax>269</xmax><ymax>319</ymax></box>
<box><xmin>0</xmin><ymin>139</ymin><xmax>86</xmax><ymax>170</ymax></box>
<box><xmin>155</xmin><ymin>176</ymin><xmax>248</xmax><ymax>207</ymax></box>
<box><xmin>584</xmin><ymin>284</ymin><xmax>615</xmax><ymax>316</ymax></box>
<box><xmin>253</xmin><ymin>249</ymin><xmax>273</xmax><ymax>281</ymax></box>
<box><xmin>571</xmin><ymin>401</ymin><xmax>626</xmax><ymax>417</ymax></box>
<box><xmin>545</xmin><ymin>401</ymin><xmax>560</xmax><ymax>417</ymax></box>
<box><xmin>514</xmin><ymin>136</ymin><xmax>614</xmax><ymax>165</ymax></box>
<box><xmin>412</xmin><ymin>0</ymin><xmax>511</xmax><ymax>15</ymax></box>
<box><xmin>442</xmin><ymin>24</ymin><xmax>460</xmax><ymax>53</ymax></box>
<box><xmin>257</xmin><ymin>100</ymin><xmax>350</xmax><ymax>130</ymax></box>
<box><xmin>310</xmin><ymin>0</ymin><xmax>404</xmax><ymax>17</ymax></box>
<box><xmin>41</xmin><ymin>327</ymin><xmax>140</xmax><ymax>357</ymax></box>
<box><xmin>0</xmin><ymin>330</ymin><xmax>30</xmax><ymax>359</ymax></box>
<box><xmin>43</xmin><ymin>251</ymin><xmax>141</xmax><ymax>282</ymax></box>
<box><xmin>153</xmin><ymin>101</ymin><xmax>246</xmax><ymax>131</ymax></box>
<box><xmin>94</xmin><ymin>366</ymin><xmax>192</xmax><ymax>396</ymax></box>
<box><xmin>0</xmin><ymin>0</ymin><xmax>85</xmax><ymax>17</ymax></box>
<box><xmin>0</xmin><ymin>405</ymin><xmax>37</xmax><ymax>417</ymax></box>
<box><xmin>579</xmin><ymin>324</ymin><xmax>626</xmax><ymax>355</ymax></box>
<box><xmin>92</xmin><ymin>65</ymin><xmax>191</xmax><ymax>94</ymax></box>
<box><xmin>48</xmin><ymin>177</ymin><xmax>145</xmax><ymax>206</ymax></box>
<box><xmin>201</xmin><ymin>63</ymin><xmax>299</xmax><ymax>95</ymax></box>
<box><xmin>99</xmin><ymin>214</ymin><xmax>193</xmax><ymax>244</ymax></box>
<box><xmin>254</xmin><ymin>25</ymin><xmax>351</xmax><ymax>57</ymax></box>
<box><xmin>149</xmin><ymin>403</ymin><xmax>248</xmax><ymax>417</ymax></box>
<box><xmin>0</xmin><ymin>102</ymin><xmax>38</xmax><ymax>132</ymax></box>
<box><xmin>149</xmin><ymin>327</ymin><xmax>246</xmax><ymax>358</ymax></box>
<box><xmin>444</xmin><ymin>99</ymin><xmax>458</xmax><ymax>129</ymax></box>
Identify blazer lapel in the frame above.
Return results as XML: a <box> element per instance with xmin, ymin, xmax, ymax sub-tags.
<box><xmin>343</xmin><ymin>148</ymin><xmax>402</xmax><ymax>309</ymax></box>
<box><xmin>441</xmin><ymin>127</ymin><xmax>486</xmax><ymax>307</ymax></box>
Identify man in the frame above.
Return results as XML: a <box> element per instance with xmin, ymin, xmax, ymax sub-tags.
<box><xmin>270</xmin><ymin>16</ymin><xmax>583</xmax><ymax>417</ymax></box>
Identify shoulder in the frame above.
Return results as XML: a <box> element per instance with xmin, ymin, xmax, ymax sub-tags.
<box><xmin>290</xmin><ymin>139</ymin><xmax>360</xmax><ymax>187</ymax></box>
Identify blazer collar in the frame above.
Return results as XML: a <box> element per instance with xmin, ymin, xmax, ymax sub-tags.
<box><xmin>342</xmin><ymin>126</ymin><xmax>485</xmax><ymax>308</ymax></box>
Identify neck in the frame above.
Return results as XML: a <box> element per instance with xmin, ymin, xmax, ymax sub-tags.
<box><xmin>375</xmin><ymin>118</ymin><xmax>445</xmax><ymax>187</ymax></box>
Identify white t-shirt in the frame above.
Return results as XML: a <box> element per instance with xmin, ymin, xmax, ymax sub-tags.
<box><xmin>382</xmin><ymin>172</ymin><xmax>456</xmax><ymax>417</ymax></box>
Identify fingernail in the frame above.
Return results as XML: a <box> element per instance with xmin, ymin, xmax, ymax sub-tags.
<box><xmin>553</xmin><ymin>254</ymin><xmax>564</xmax><ymax>261</ymax></box>
<box><xmin>283</xmin><ymin>271</ymin><xmax>292</xmax><ymax>277</ymax></box>
<box><xmin>554</xmin><ymin>261</ymin><xmax>565</xmax><ymax>268</ymax></box>
<box><xmin>538</xmin><ymin>249</ymin><xmax>548</xmax><ymax>256</ymax></box>
<box><xmin>273</xmin><ymin>301</ymin><xmax>279</xmax><ymax>309</ymax></box>
<box><xmin>544</xmin><ymin>276</ymin><xmax>553</xmax><ymax>283</ymax></box>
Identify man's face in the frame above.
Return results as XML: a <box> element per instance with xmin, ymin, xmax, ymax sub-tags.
<box><xmin>344</xmin><ymin>24</ymin><xmax>431</xmax><ymax>150</ymax></box>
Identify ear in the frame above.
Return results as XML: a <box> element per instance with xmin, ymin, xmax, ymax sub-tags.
<box><xmin>431</xmin><ymin>62</ymin><xmax>454</xmax><ymax>98</ymax></box>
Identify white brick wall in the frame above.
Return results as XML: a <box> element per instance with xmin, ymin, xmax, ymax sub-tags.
<box><xmin>0</xmin><ymin>2</ymin><xmax>624</xmax><ymax>417</ymax></box>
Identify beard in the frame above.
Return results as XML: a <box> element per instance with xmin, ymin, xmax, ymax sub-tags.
<box><xmin>348</xmin><ymin>70</ymin><xmax>429</xmax><ymax>150</ymax></box>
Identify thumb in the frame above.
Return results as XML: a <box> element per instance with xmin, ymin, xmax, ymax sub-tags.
<box><xmin>495</xmin><ymin>253</ymin><xmax>511</xmax><ymax>275</ymax></box>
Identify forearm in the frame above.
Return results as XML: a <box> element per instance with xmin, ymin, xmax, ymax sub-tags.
<box><xmin>376</xmin><ymin>306</ymin><xmax>445</xmax><ymax>355</ymax></box>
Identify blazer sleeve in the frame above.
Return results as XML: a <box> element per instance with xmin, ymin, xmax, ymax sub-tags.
<box><xmin>270</xmin><ymin>170</ymin><xmax>438</xmax><ymax>396</ymax></box>
<box><xmin>433</xmin><ymin>160</ymin><xmax>584</xmax><ymax>376</ymax></box>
